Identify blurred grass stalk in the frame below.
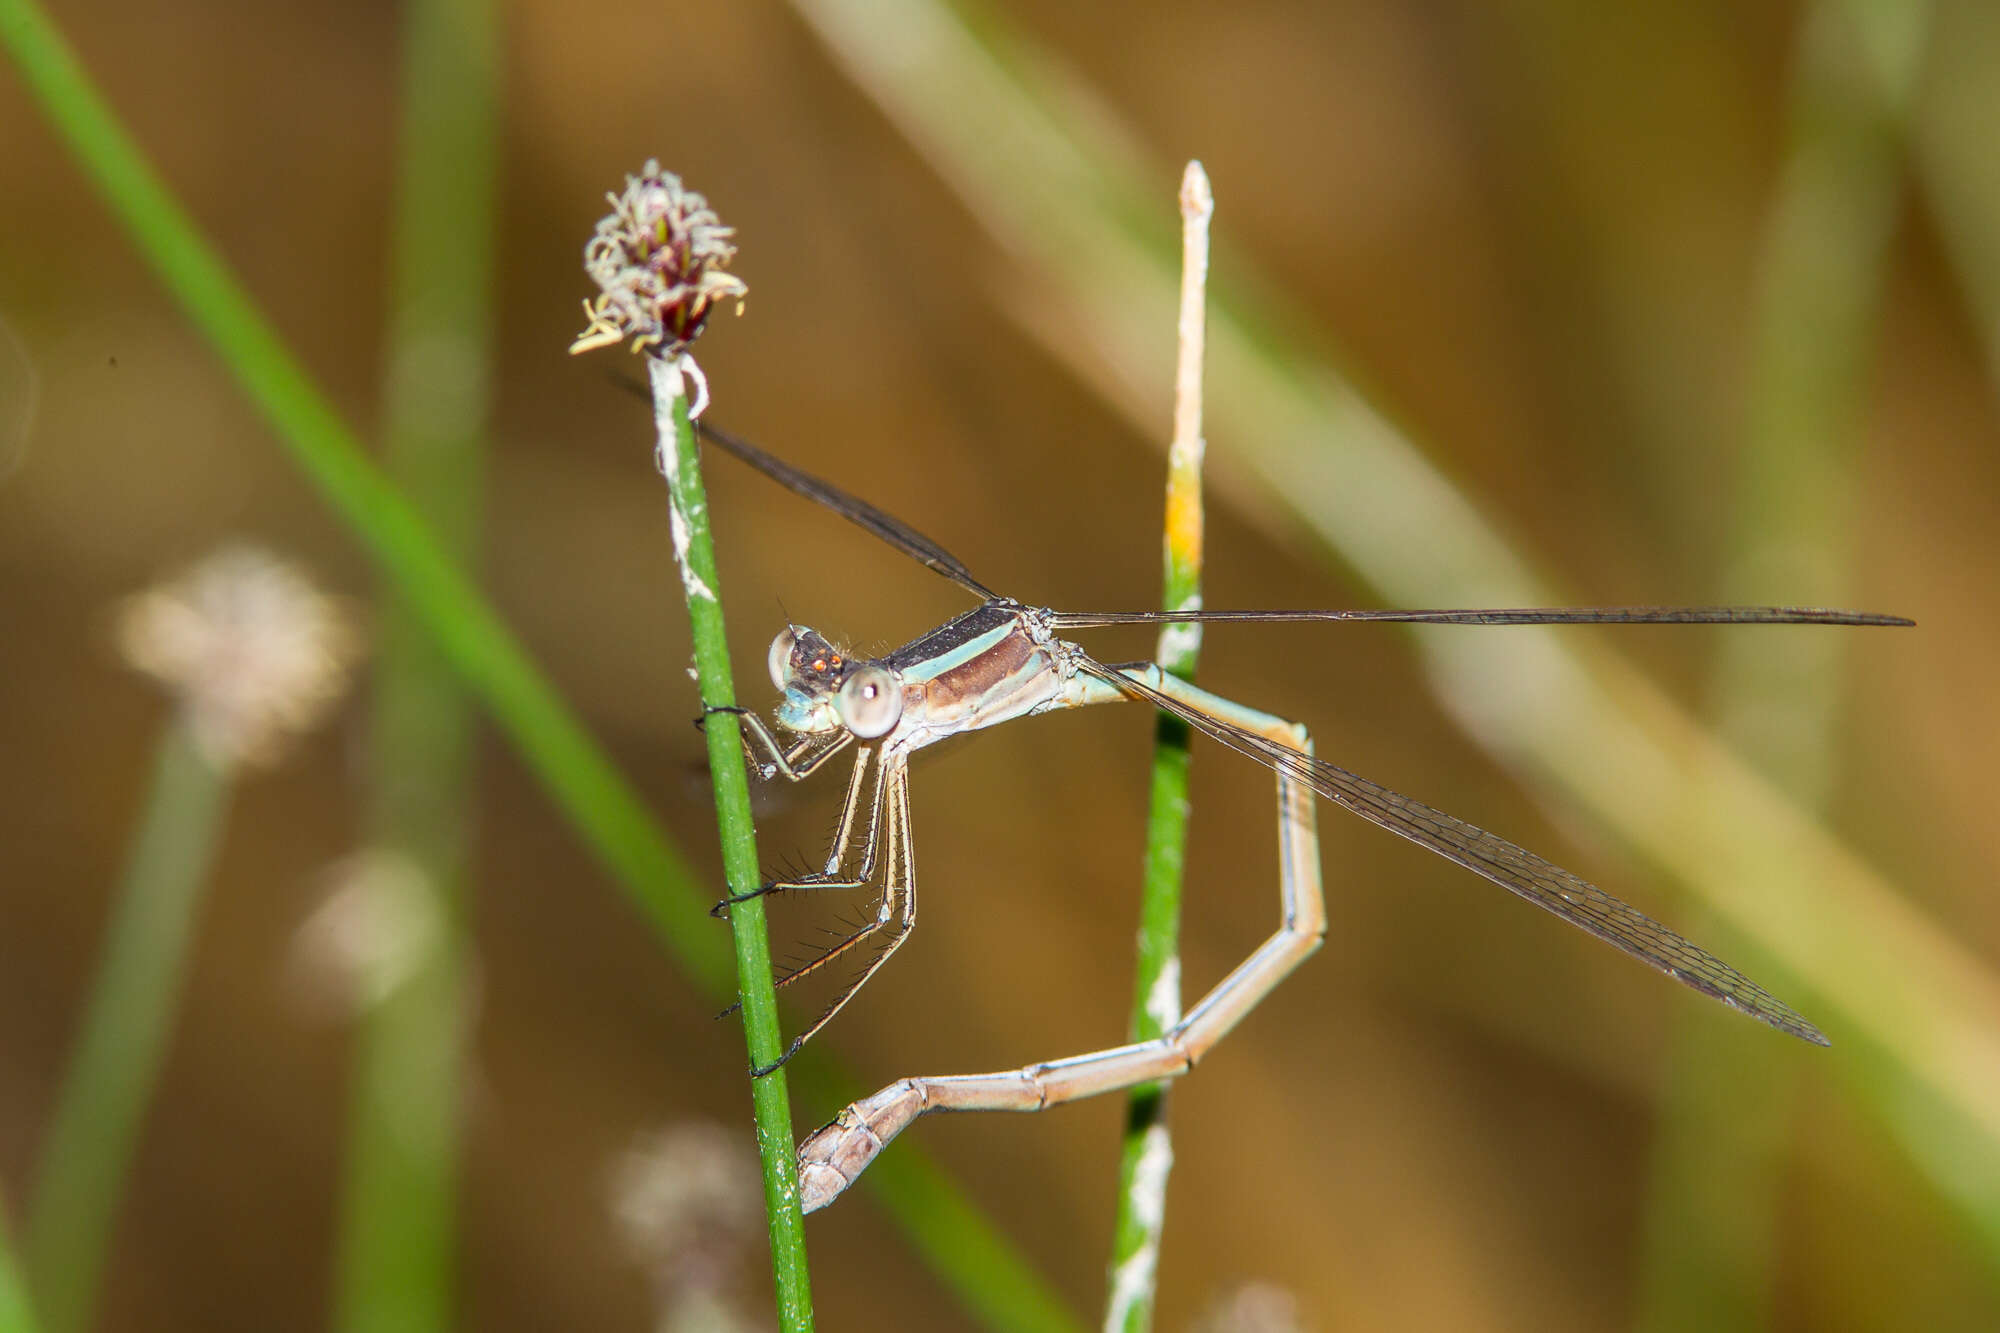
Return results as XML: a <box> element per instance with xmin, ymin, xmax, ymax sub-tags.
<box><xmin>25</xmin><ymin>719</ymin><xmax>231</xmax><ymax>1333</ymax></box>
<box><xmin>1106</xmin><ymin>162</ymin><xmax>1212</xmax><ymax>1333</ymax></box>
<box><xmin>0</xmin><ymin>1188</ymin><xmax>42</xmax><ymax>1333</ymax></box>
<box><xmin>336</xmin><ymin>0</ymin><xmax>497</xmax><ymax>1328</ymax></box>
<box><xmin>786</xmin><ymin>0</ymin><xmax>2000</xmax><ymax>1259</ymax></box>
<box><xmin>1637</xmin><ymin>4</ymin><xmax>1926</xmax><ymax>1329</ymax></box>
<box><xmin>1917</xmin><ymin>0</ymin><xmax>2000</xmax><ymax>392</ymax></box>
<box><xmin>645</xmin><ymin>357</ymin><xmax>814</xmax><ymax>1330</ymax></box>
<box><xmin>0</xmin><ymin>3</ymin><xmax>1082</xmax><ymax>1329</ymax></box>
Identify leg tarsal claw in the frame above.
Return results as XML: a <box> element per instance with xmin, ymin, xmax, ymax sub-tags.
<box><xmin>709</xmin><ymin>878</ymin><xmax>789</xmax><ymax>918</ymax></box>
<box><xmin>692</xmin><ymin>703</ymin><xmax>750</xmax><ymax>731</ymax></box>
<box><xmin>749</xmin><ymin>1035</ymin><xmax>805</xmax><ymax>1079</ymax></box>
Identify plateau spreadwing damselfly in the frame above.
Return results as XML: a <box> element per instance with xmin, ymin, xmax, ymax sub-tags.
<box><xmin>689</xmin><ymin>420</ymin><xmax>1909</xmax><ymax>1212</ymax></box>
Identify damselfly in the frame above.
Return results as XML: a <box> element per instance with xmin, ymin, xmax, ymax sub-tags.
<box><xmin>693</xmin><ymin>422</ymin><xmax>1909</xmax><ymax>1212</ymax></box>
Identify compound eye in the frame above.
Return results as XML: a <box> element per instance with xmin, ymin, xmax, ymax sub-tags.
<box><xmin>768</xmin><ymin>627</ymin><xmax>800</xmax><ymax>692</ymax></box>
<box><xmin>836</xmin><ymin>665</ymin><xmax>903</xmax><ymax>739</ymax></box>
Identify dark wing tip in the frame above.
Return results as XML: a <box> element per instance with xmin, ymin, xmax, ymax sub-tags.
<box><xmin>1719</xmin><ymin>991</ymin><xmax>1829</xmax><ymax>1046</ymax></box>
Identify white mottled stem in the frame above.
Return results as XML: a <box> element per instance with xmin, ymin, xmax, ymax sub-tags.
<box><xmin>1143</xmin><ymin>955</ymin><xmax>1181</xmax><ymax>1035</ymax></box>
<box><xmin>648</xmin><ymin>353</ymin><xmax>717</xmax><ymax>603</ymax></box>
<box><xmin>1167</xmin><ymin>159</ymin><xmax>1211</xmax><ymax>539</ymax></box>
<box><xmin>1104</xmin><ymin>1124</ymin><xmax>1174</xmax><ymax>1332</ymax></box>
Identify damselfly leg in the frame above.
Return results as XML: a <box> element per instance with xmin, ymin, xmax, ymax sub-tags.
<box><xmin>719</xmin><ymin>712</ymin><xmax>922</xmax><ymax>1073</ymax></box>
<box><xmin>797</xmin><ymin>662</ymin><xmax>1325</xmax><ymax>1212</ymax></box>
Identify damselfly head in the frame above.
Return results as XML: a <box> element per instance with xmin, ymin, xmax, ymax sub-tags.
<box><xmin>769</xmin><ymin>624</ymin><xmax>880</xmax><ymax>736</ymax></box>
<box><xmin>767</xmin><ymin>625</ymin><xmax>846</xmax><ymax>691</ymax></box>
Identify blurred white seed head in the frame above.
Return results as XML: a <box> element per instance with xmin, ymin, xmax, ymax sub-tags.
<box><xmin>116</xmin><ymin>545</ymin><xmax>360</xmax><ymax>768</ymax></box>
<box><xmin>1190</xmin><ymin>1281</ymin><xmax>1310</xmax><ymax>1333</ymax></box>
<box><xmin>654</xmin><ymin>1287</ymin><xmax>765</xmax><ymax>1333</ymax></box>
<box><xmin>289</xmin><ymin>848</ymin><xmax>446</xmax><ymax>1018</ymax></box>
<box><xmin>571</xmin><ymin>162</ymin><xmax>747</xmax><ymax>358</ymax></box>
<box><xmin>611</xmin><ymin>1121</ymin><xmax>763</xmax><ymax>1304</ymax></box>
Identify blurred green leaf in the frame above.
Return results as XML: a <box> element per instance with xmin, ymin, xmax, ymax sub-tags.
<box><xmin>0</xmin><ymin>1188</ymin><xmax>41</xmax><ymax>1333</ymax></box>
<box><xmin>336</xmin><ymin>0</ymin><xmax>499</xmax><ymax>1326</ymax></box>
<box><xmin>26</xmin><ymin>721</ymin><xmax>230</xmax><ymax>1333</ymax></box>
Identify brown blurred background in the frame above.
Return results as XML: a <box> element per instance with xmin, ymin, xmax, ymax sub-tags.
<box><xmin>2</xmin><ymin>0</ymin><xmax>1996</xmax><ymax>1329</ymax></box>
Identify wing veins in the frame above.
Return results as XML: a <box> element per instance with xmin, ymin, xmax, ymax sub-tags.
<box><xmin>697</xmin><ymin>421</ymin><xmax>995</xmax><ymax>599</ymax></box>
<box><xmin>1052</xmin><ymin>607</ymin><xmax>1912</xmax><ymax>628</ymax></box>
<box><xmin>1071</xmin><ymin>652</ymin><xmax>1828</xmax><ymax>1045</ymax></box>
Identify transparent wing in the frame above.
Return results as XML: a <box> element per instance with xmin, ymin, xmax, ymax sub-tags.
<box><xmin>1052</xmin><ymin>606</ymin><xmax>1912</xmax><ymax>628</ymax></box>
<box><xmin>697</xmin><ymin>421</ymin><xmax>996</xmax><ymax>599</ymax></box>
<box><xmin>1073</xmin><ymin>653</ymin><xmax>1828</xmax><ymax>1045</ymax></box>
<box><xmin>615</xmin><ymin>375</ymin><xmax>995</xmax><ymax>598</ymax></box>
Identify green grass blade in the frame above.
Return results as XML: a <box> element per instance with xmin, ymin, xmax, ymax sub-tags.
<box><xmin>857</xmin><ymin>1141</ymin><xmax>1087</xmax><ymax>1333</ymax></box>
<box><xmin>1106</xmin><ymin>162</ymin><xmax>1212</xmax><ymax>1333</ymax></box>
<box><xmin>26</xmin><ymin>719</ymin><xmax>231</xmax><ymax>1333</ymax></box>
<box><xmin>335</xmin><ymin>0</ymin><xmax>500</xmax><ymax>1326</ymax></box>
<box><xmin>0</xmin><ymin>1187</ymin><xmax>42</xmax><ymax>1333</ymax></box>
<box><xmin>646</xmin><ymin>357</ymin><xmax>814</xmax><ymax>1329</ymax></box>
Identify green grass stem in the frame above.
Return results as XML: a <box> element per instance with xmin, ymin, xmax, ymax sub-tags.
<box><xmin>335</xmin><ymin>0</ymin><xmax>498</xmax><ymax>1327</ymax></box>
<box><xmin>1105</xmin><ymin>161</ymin><xmax>1212</xmax><ymax>1333</ymax></box>
<box><xmin>25</xmin><ymin>718</ymin><xmax>231</xmax><ymax>1333</ymax></box>
<box><xmin>0</xmin><ymin>3</ymin><xmax>1080</xmax><ymax>1326</ymax></box>
<box><xmin>645</xmin><ymin>356</ymin><xmax>813</xmax><ymax>1329</ymax></box>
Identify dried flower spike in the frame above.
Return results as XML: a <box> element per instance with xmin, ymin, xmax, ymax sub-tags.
<box><xmin>117</xmin><ymin>545</ymin><xmax>361</xmax><ymax>768</ymax></box>
<box><xmin>571</xmin><ymin>161</ymin><xmax>747</xmax><ymax>358</ymax></box>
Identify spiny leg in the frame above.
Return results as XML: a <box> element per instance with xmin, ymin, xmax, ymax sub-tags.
<box><xmin>718</xmin><ymin>752</ymin><xmax>900</xmax><ymax>1029</ymax></box>
<box><xmin>714</xmin><ymin>746</ymin><xmax>882</xmax><ymax>913</ymax></box>
<box><xmin>796</xmin><ymin>671</ymin><xmax>1323</xmax><ymax>1211</ymax></box>
<box><xmin>762</xmin><ymin>761</ymin><xmax>897</xmax><ymax>988</ymax></box>
<box><xmin>706</xmin><ymin>708</ymin><xmax>862</xmax><ymax>914</ymax></box>
<box><xmin>754</xmin><ymin>760</ymin><xmax>919</xmax><ymax>1075</ymax></box>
